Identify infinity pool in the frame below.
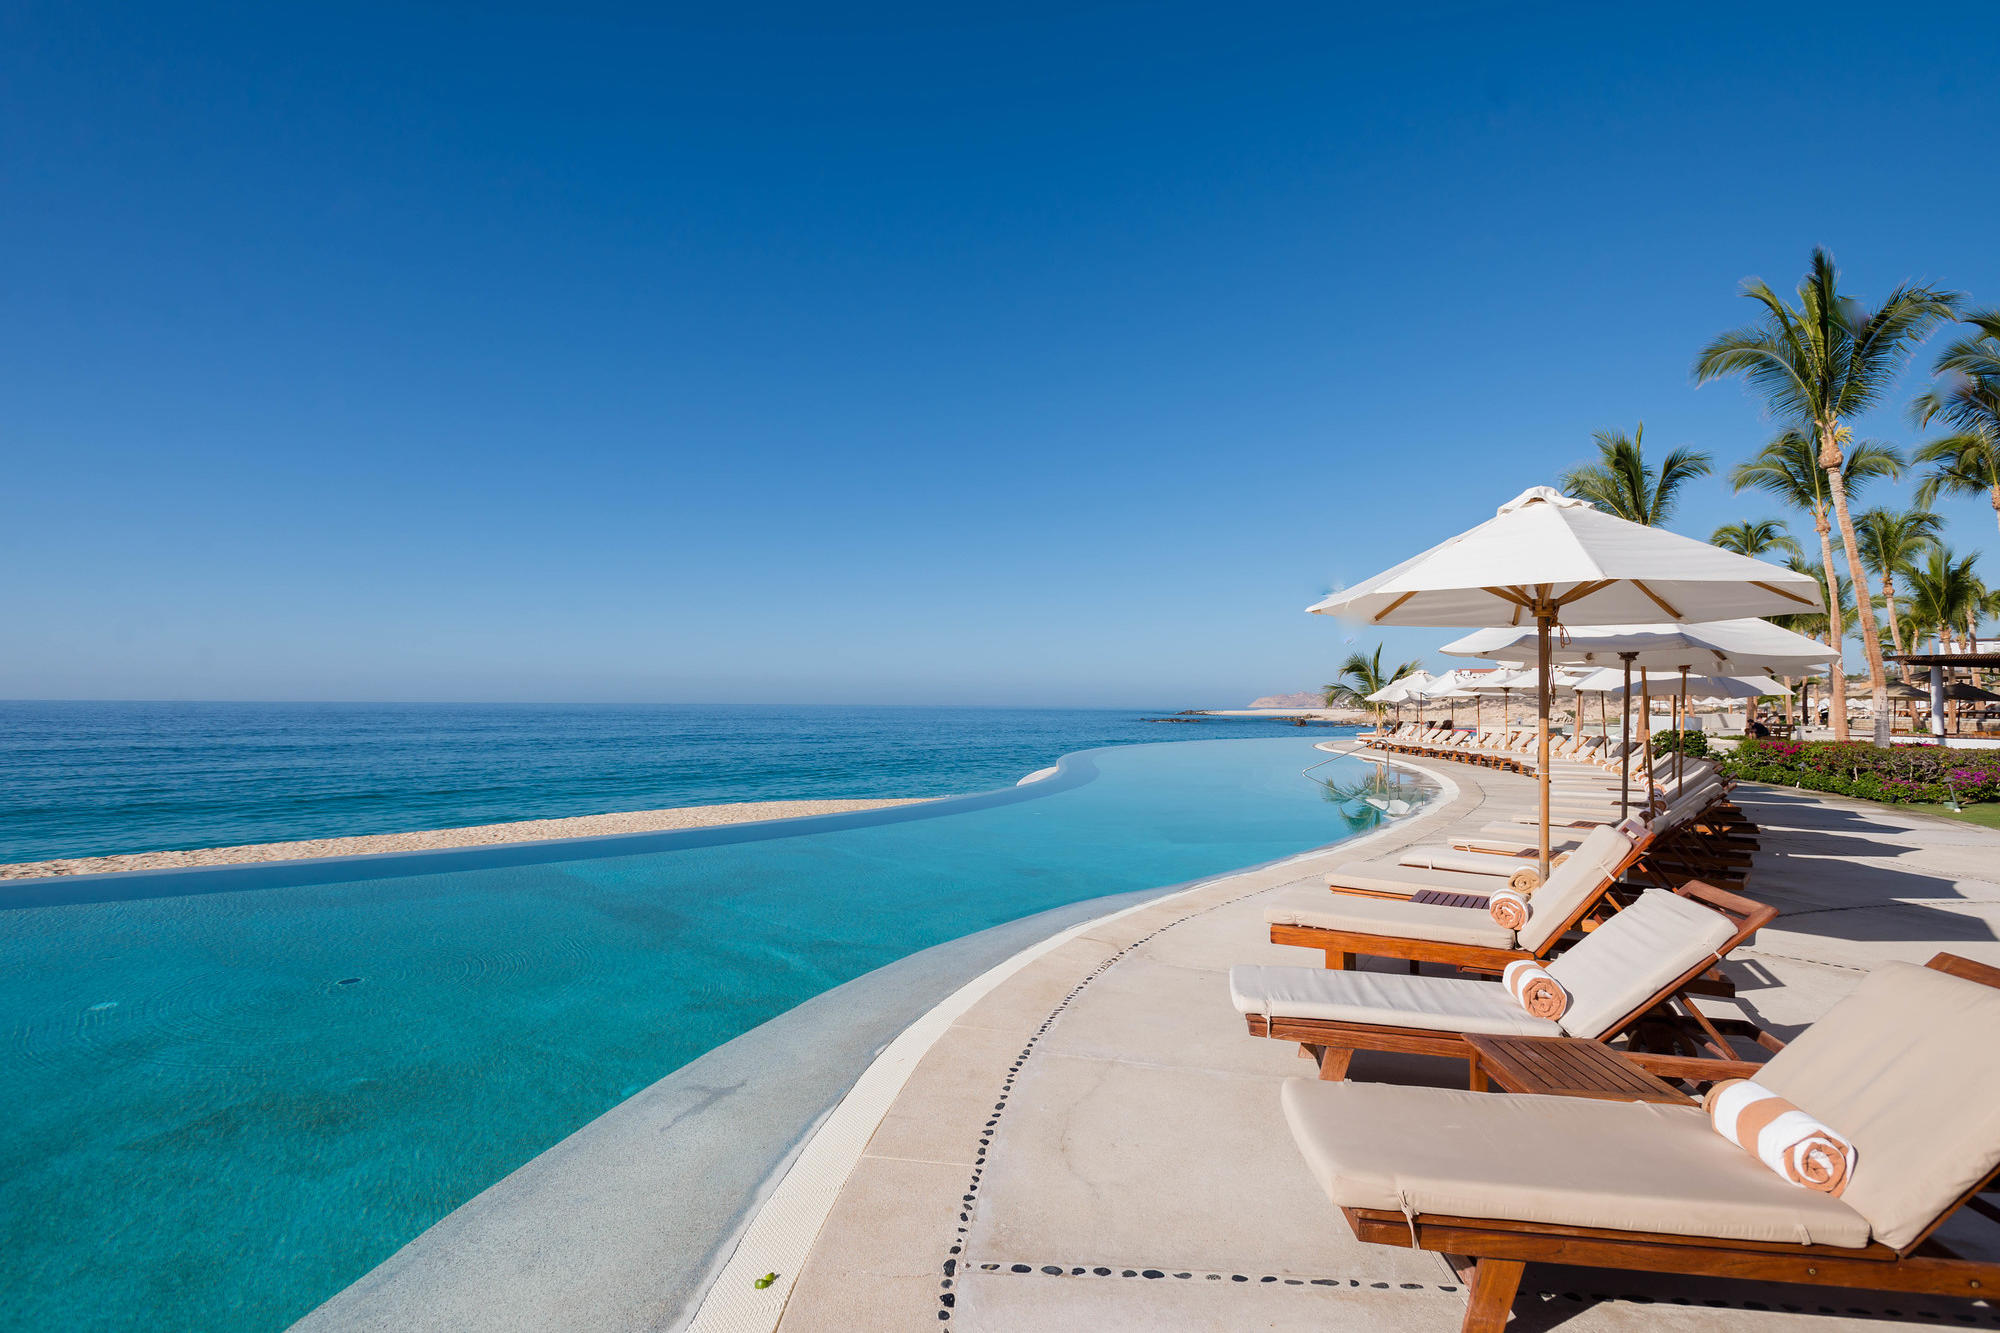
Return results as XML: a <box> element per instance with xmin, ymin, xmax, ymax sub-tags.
<box><xmin>0</xmin><ymin>739</ymin><xmax>1411</xmax><ymax>1331</ymax></box>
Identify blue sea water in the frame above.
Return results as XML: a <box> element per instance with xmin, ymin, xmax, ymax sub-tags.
<box><xmin>0</xmin><ymin>718</ymin><xmax>1414</xmax><ymax>1333</ymax></box>
<box><xmin>0</xmin><ymin>701</ymin><xmax>1328</xmax><ymax>863</ymax></box>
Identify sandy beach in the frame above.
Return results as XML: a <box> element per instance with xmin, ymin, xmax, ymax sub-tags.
<box><xmin>0</xmin><ymin>798</ymin><xmax>932</xmax><ymax>880</ymax></box>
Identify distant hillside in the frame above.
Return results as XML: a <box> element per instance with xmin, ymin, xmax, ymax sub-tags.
<box><xmin>1248</xmin><ymin>691</ymin><xmax>1324</xmax><ymax>708</ymax></box>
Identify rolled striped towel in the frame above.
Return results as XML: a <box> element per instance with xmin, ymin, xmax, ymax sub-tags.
<box><xmin>1506</xmin><ymin>867</ymin><xmax>1541</xmax><ymax>893</ymax></box>
<box><xmin>1488</xmin><ymin>885</ymin><xmax>1531</xmax><ymax>930</ymax></box>
<box><xmin>1703</xmin><ymin>1079</ymin><xmax>1855</xmax><ymax>1195</ymax></box>
<box><xmin>1501</xmin><ymin>959</ymin><xmax>1568</xmax><ymax>1020</ymax></box>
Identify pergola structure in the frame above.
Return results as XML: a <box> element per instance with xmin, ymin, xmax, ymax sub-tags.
<box><xmin>1885</xmin><ymin>652</ymin><xmax>2000</xmax><ymax>737</ymax></box>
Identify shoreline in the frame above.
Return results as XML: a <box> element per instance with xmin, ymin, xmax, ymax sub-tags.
<box><xmin>0</xmin><ymin>798</ymin><xmax>933</xmax><ymax>881</ymax></box>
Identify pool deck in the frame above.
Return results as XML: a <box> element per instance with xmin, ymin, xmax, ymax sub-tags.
<box><xmin>753</xmin><ymin>762</ymin><xmax>2000</xmax><ymax>1332</ymax></box>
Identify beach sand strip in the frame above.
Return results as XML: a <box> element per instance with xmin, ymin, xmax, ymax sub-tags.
<box><xmin>0</xmin><ymin>798</ymin><xmax>931</xmax><ymax>880</ymax></box>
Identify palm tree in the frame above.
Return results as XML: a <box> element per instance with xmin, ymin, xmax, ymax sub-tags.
<box><xmin>1729</xmin><ymin>428</ymin><xmax>1902</xmax><ymax>739</ymax></box>
<box><xmin>1854</xmin><ymin>508</ymin><xmax>1944</xmax><ymax>679</ymax></box>
<box><xmin>1912</xmin><ymin>310</ymin><xmax>2000</xmax><ymax>536</ymax></box>
<box><xmin>1710</xmin><ymin>519</ymin><xmax>1802</xmax><ymax>560</ymax></box>
<box><xmin>1557</xmin><ymin>423</ymin><xmax>1713</xmax><ymax>525</ymax></box>
<box><xmin>1696</xmin><ymin>247</ymin><xmax>1961</xmax><ymax>745</ymax></box>
<box><xmin>1904</xmin><ymin>546</ymin><xmax>1984</xmax><ymax>655</ymax></box>
<box><xmin>1324</xmin><ymin>645</ymin><xmax>1424</xmax><ymax>721</ymax></box>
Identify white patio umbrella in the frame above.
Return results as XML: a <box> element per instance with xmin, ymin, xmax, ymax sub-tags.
<box><xmin>1443</xmin><ymin>620</ymin><xmax>1836</xmax><ymax>817</ymax></box>
<box><xmin>1364</xmin><ymin>670</ymin><xmax>1431</xmax><ymax>729</ymax></box>
<box><xmin>1462</xmin><ymin>666</ymin><xmax>1539</xmax><ymax>732</ymax></box>
<box><xmin>1569</xmin><ymin>669</ymin><xmax>1791</xmax><ymax>699</ymax></box>
<box><xmin>1309</xmin><ymin>487</ymin><xmax>1822</xmax><ymax>875</ymax></box>
<box><xmin>1441</xmin><ymin>618</ymin><xmax>1837</xmax><ymax>675</ymax></box>
<box><xmin>1569</xmin><ymin>670</ymin><xmax>1795</xmax><ymax>796</ymax></box>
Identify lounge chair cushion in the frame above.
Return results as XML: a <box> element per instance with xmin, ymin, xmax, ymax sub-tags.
<box><xmin>1266</xmin><ymin>896</ymin><xmax>1516</xmax><ymax>950</ymax></box>
<box><xmin>1544</xmin><ymin>888</ymin><xmax>1736</xmax><ymax>1039</ymax></box>
<box><xmin>1229</xmin><ymin>965</ymin><xmax>1560</xmax><ymax>1036</ymax></box>
<box><xmin>1515</xmin><ymin>824</ymin><xmax>1634</xmax><ymax>952</ymax></box>
<box><xmin>1395</xmin><ymin>848</ymin><xmax>1523</xmax><ymax>878</ymax></box>
<box><xmin>1756</xmin><ymin>960</ymin><xmax>2000</xmax><ymax>1251</ymax></box>
<box><xmin>1325</xmin><ymin>864</ymin><xmax>1493</xmax><ymax>899</ymax></box>
<box><xmin>1282</xmin><ymin>1080</ymin><xmax>1871</xmax><ymax>1247</ymax></box>
<box><xmin>1456</xmin><ymin>833</ymin><xmax>1587</xmax><ymax>857</ymax></box>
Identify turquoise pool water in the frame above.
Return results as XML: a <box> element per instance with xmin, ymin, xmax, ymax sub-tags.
<box><xmin>0</xmin><ymin>739</ymin><xmax>1413</xmax><ymax>1331</ymax></box>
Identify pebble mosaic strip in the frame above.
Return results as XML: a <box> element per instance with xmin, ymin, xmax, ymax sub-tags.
<box><xmin>964</xmin><ymin>1261</ymin><xmax>2000</xmax><ymax>1323</ymax></box>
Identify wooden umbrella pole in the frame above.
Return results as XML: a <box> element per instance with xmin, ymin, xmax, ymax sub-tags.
<box><xmin>1619</xmin><ymin>653</ymin><xmax>1634</xmax><ymax>819</ymax></box>
<box><xmin>1639</xmin><ymin>668</ymin><xmax>1651</xmax><ymax>802</ymax></box>
<box><xmin>1677</xmin><ymin>666</ymin><xmax>1689</xmax><ymax>799</ymax></box>
<box><xmin>1537</xmin><ymin>611</ymin><xmax>1554</xmax><ymax>880</ymax></box>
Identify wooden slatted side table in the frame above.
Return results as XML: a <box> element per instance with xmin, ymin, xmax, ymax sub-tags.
<box><xmin>1462</xmin><ymin>1034</ymin><xmax>1693</xmax><ymax>1104</ymax></box>
<box><xmin>1406</xmin><ymin>888</ymin><xmax>1492</xmax><ymax>910</ymax></box>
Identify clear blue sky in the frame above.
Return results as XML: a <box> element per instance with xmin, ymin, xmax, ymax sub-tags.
<box><xmin>5</xmin><ymin>3</ymin><xmax>1998</xmax><ymax>706</ymax></box>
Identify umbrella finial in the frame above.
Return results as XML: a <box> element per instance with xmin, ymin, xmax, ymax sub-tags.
<box><xmin>1496</xmin><ymin>485</ymin><xmax>1592</xmax><ymax>515</ymax></box>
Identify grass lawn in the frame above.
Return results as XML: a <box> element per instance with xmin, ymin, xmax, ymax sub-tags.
<box><xmin>1897</xmin><ymin>801</ymin><xmax>2000</xmax><ymax>829</ymax></box>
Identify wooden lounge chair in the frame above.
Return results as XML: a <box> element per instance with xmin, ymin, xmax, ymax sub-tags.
<box><xmin>1280</xmin><ymin>953</ymin><xmax>2000</xmax><ymax>1331</ymax></box>
<box><xmin>1324</xmin><ymin>812</ymin><xmax>1656</xmax><ymax>902</ymax></box>
<box><xmin>1237</xmin><ymin>882</ymin><xmax>1774</xmax><ymax>1085</ymax></box>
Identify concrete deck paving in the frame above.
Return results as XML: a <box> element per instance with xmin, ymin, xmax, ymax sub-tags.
<box><xmin>768</xmin><ymin>761</ymin><xmax>2000</xmax><ymax>1332</ymax></box>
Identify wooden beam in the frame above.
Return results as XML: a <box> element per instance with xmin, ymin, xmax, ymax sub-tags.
<box><xmin>1370</xmin><ymin>589</ymin><xmax>1418</xmax><ymax>622</ymax></box>
<box><xmin>1631</xmin><ymin>579</ymin><xmax>1683</xmax><ymax>619</ymax></box>
<box><xmin>1749</xmin><ymin>579</ymin><xmax>1817</xmax><ymax>607</ymax></box>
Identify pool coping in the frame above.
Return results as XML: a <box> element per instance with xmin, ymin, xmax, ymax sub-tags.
<box><xmin>681</xmin><ymin>754</ymin><xmax>1459</xmax><ymax>1333</ymax></box>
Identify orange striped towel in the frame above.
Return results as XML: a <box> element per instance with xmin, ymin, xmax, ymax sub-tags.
<box><xmin>1502</xmin><ymin>959</ymin><xmax>1568</xmax><ymax>1020</ymax></box>
<box><xmin>1703</xmin><ymin>1079</ymin><xmax>1855</xmax><ymax>1195</ymax></box>
<box><xmin>1506</xmin><ymin>867</ymin><xmax>1540</xmax><ymax>892</ymax></box>
<box><xmin>1488</xmin><ymin>885</ymin><xmax>1531</xmax><ymax>931</ymax></box>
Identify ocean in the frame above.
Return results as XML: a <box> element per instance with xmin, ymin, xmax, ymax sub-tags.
<box><xmin>0</xmin><ymin>701</ymin><xmax>1333</xmax><ymax>863</ymax></box>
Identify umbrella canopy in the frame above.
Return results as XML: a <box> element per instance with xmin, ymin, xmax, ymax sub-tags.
<box><xmin>1364</xmin><ymin>670</ymin><xmax>1431</xmax><ymax>704</ymax></box>
<box><xmin>1408</xmin><ymin>668</ymin><xmax>1481</xmax><ymax>699</ymax></box>
<box><xmin>1440</xmin><ymin>618</ymin><xmax>1837</xmax><ymax>675</ymax></box>
<box><xmin>1310</xmin><ymin>487</ymin><xmax>1823</xmax><ymax>871</ymax></box>
<box><xmin>1569</xmin><ymin>669</ymin><xmax>1786</xmax><ymax>699</ymax></box>
<box><xmin>1464</xmin><ymin>666</ymin><xmax>1540</xmax><ymax>692</ymax></box>
<box><xmin>1945</xmin><ymin>681</ymin><xmax>2000</xmax><ymax>703</ymax></box>
<box><xmin>1884</xmin><ymin>681</ymin><xmax>1931</xmax><ymax>701</ymax></box>
<box><xmin>1312</xmin><ymin>488</ymin><xmax>1823</xmax><ymax>628</ymax></box>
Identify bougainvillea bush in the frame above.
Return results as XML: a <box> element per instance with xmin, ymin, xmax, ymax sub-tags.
<box><xmin>1720</xmin><ymin>739</ymin><xmax>2000</xmax><ymax>804</ymax></box>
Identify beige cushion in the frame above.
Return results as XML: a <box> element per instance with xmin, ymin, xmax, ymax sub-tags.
<box><xmin>1514</xmin><ymin>824</ymin><xmax>1633</xmax><ymax>952</ymax></box>
<box><xmin>1757</xmin><ymin>960</ymin><xmax>2000</xmax><ymax>1251</ymax></box>
<box><xmin>1545</xmin><ymin>888</ymin><xmax>1736</xmax><ymax>1039</ymax></box>
<box><xmin>1325</xmin><ymin>864</ymin><xmax>1496</xmax><ymax>898</ymax></box>
<box><xmin>1396</xmin><ymin>848</ymin><xmax>1523</xmax><ymax>878</ymax></box>
<box><xmin>1266</xmin><ymin>895</ymin><xmax>1515</xmax><ymax>950</ymax></box>
<box><xmin>1456</xmin><ymin>832</ymin><xmax>1588</xmax><ymax>857</ymax></box>
<box><xmin>1282</xmin><ymin>1080</ymin><xmax>1870</xmax><ymax>1247</ymax></box>
<box><xmin>1229</xmin><ymin>965</ymin><xmax>1561</xmax><ymax>1036</ymax></box>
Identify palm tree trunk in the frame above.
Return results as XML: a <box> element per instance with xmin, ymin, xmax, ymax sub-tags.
<box><xmin>1815</xmin><ymin>513</ymin><xmax>1847</xmax><ymax>740</ymax></box>
<box><xmin>1821</xmin><ymin>447</ymin><xmax>1889</xmax><ymax>745</ymax></box>
<box><xmin>1884</xmin><ymin>575</ymin><xmax>1910</xmax><ymax>684</ymax></box>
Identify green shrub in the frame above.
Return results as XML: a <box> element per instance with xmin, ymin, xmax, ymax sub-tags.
<box><xmin>1650</xmin><ymin>729</ymin><xmax>1710</xmax><ymax>760</ymax></box>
